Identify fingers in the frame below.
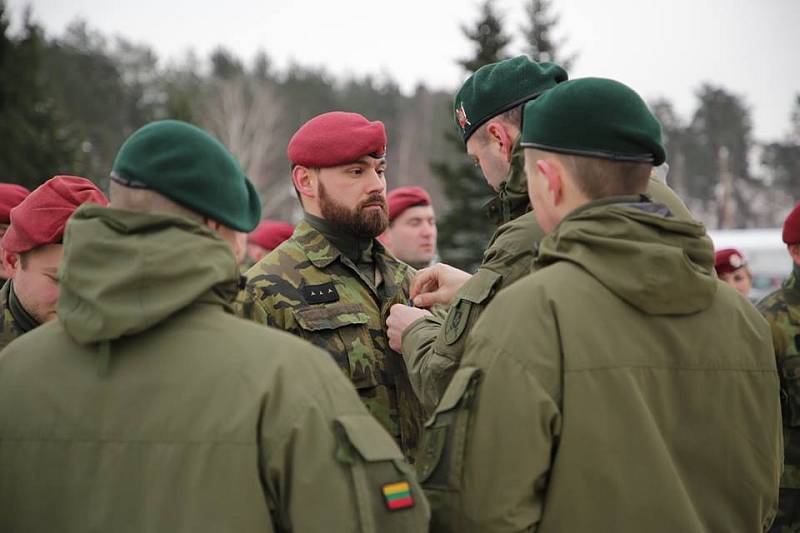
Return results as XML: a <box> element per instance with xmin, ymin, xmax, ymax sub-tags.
<box><xmin>410</xmin><ymin>266</ymin><xmax>439</xmax><ymax>300</ymax></box>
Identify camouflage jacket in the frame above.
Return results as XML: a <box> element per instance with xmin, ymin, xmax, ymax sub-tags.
<box><xmin>758</xmin><ymin>263</ymin><xmax>800</xmax><ymax>530</ymax></box>
<box><xmin>0</xmin><ymin>279</ymin><xmax>38</xmax><ymax>352</ymax></box>
<box><xmin>238</xmin><ymin>219</ymin><xmax>425</xmax><ymax>461</ymax></box>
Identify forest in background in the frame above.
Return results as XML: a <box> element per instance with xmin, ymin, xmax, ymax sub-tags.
<box><xmin>2</xmin><ymin>0</ymin><xmax>798</xmax><ymax>270</ymax></box>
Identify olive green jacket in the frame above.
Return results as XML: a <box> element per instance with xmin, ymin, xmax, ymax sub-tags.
<box><xmin>758</xmin><ymin>263</ymin><xmax>800</xmax><ymax>530</ymax></box>
<box><xmin>402</xmin><ymin>141</ymin><xmax>694</xmax><ymax>416</ymax></box>
<box><xmin>239</xmin><ymin>219</ymin><xmax>425</xmax><ymax>461</ymax></box>
<box><xmin>0</xmin><ymin>206</ymin><xmax>430</xmax><ymax>533</ymax></box>
<box><xmin>419</xmin><ymin>198</ymin><xmax>781</xmax><ymax>532</ymax></box>
<box><xmin>0</xmin><ymin>279</ymin><xmax>39</xmax><ymax>351</ymax></box>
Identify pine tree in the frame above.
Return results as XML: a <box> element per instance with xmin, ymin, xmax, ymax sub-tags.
<box><xmin>520</xmin><ymin>0</ymin><xmax>576</xmax><ymax>69</ymax></box>
<box><xmin>433</xmin><ymin>0</ymin><xmax>511</xmax><ymax>271</ymax></box>
<box><xmin>0</xmin><ymin>4</ymin><xmax>78</xmax><ymax>187</ymax></box>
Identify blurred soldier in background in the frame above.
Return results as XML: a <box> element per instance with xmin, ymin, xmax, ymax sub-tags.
<box><xmin>419</xmin><ymin>77</ymin><xmax>781</xmax><ymax>533</ymax></box>
<box><xmin>382</xmin><ymin>186</ymin><xmax>437</xmax><ymax>269</ymax></box>
<box><xmin>0</xmin><ymin>120</ymin><xmax>429</xmax><ymax>532</ymax></box>
<box><xmin>245</xmin><ymin>219</ymin><xmax>295</xmax><ymax>266</ymax></box>
<box><xmin>0</xmin><ymin>176</ymin><xmax>107</xmax><ymax>350</ymax></box>
<box><xmin>715</xmin><ymin>247</ymin><xmax>752</xmax><ymax>298</ymax></box>
<box><xmin>239</xmin><ymin>111</ymin><xmax>425</xmax><ymax>461</ymax></box>
<box><xmin>758</xmin><ymin>201</ymin><xmax>800</xmax><ymax>532</ymax></box>
<box><xmin>0</xmin><ymin>184</ymin><xmax>29</xmax><ymax>281</ymax></box>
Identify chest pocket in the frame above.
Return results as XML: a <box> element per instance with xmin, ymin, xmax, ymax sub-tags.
<box><xmin>294</xmin><ymin>304</ymin><xmax>380</xmax><ymax>390</ymax></box>
<box><xmin>443</xmin><ymin>270</ymin><xmax>503</xmax><ymax>346</ymax></box>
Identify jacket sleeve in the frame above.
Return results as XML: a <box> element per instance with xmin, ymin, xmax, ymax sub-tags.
<box><xmin>416</xmin><ymin>283</ymin><xmax>562</xmax><ymax>533</ymax></box>
<box><xmin>401</xmin><ymin>258</ymin><xmax>532</xmax><ymax>417</ymax></box>
<box><xmin>260</xmin><ymin>343</ymin><xmax>430</xmax><ymax>532</ymax></box>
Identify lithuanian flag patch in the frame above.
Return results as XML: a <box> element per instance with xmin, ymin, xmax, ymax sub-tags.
<box><xmin>381</xmin><ymin>481</ymin><xmax>415</xmax><ymax>510</ymax></box>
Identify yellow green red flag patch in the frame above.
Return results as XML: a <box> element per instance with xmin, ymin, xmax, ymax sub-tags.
<box><xmin>381</xmin><ymin>481</ymin><xmax>414</xmax><ymax>510</ymax></box>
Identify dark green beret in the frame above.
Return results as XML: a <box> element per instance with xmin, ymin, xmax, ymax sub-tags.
<box><xmin>454</xmin><ymin>55</ymin><xmax>568</xmax><ymax>143</ymax></box>
<box><xmin>521</xmin><ymin>77</ymin><xmax>666</xmax><ymax>165</ymax></box>
<box><xmin>111</xmin><ymin>120</ymin><xmax>261</xmax><ymax>232</ymax></box>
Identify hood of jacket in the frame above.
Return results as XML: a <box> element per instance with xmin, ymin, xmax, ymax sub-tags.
<box><xmin>534</xmin><ymin>197</ymin><xmax>717</xmax><ymax>315</ymax></box>
<box><xmin>485</xmin><ymin>139</ymin><xmax>531</xmax><ymax>226</ymax></box>
<box><xmin>58</xmin><ymin>205</ymin><xmax>240</xmax><ymax>345</ymax></box>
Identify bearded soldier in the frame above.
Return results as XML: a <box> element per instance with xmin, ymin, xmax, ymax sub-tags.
<box><xmin>239</xmin><ymin>111</ymin><xmax>424</xmax><ymax>461</ymax></box>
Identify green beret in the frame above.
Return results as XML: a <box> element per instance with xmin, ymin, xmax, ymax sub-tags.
<box><xmin>521</xmin><ymin>77</ymin><xmax>666</xmax><ymax>165</ymax></box>
<box><xmin>111</xmin><ymin>120</ymin><xmax>261</xmax><ymax>232</ymax></box>
<box><xmin>454</xmin><ymin>55</ymin><xmax>568</xmax><ymax>143</ymax></box>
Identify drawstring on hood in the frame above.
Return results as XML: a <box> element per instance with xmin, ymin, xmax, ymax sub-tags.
<box><xmin>534</xmin><ymin>197</ymin><xmax>717</xmax><ymax>315</ymax></box>
<box><xmin>58</xmin><ymin>205</ymin><xmax>241</xmax><ymax>349</ymax></box>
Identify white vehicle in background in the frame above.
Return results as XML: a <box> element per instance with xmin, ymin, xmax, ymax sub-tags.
<box><xmin>707</xmin><ymin>228</ymin><xmax>792</xmax><ymax>303</ymax></box>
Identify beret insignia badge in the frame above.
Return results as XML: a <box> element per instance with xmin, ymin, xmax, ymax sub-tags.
<box><xmin>456</xmin><ymin>102</ymin><xmax>471</xmax><ymax>131</ymax></box>
<box><xmin>728</xmin><ymin>253</ymin><xmax>743</xmax><ymax>268</ymax></box>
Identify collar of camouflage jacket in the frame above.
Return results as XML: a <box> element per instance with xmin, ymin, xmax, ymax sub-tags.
<box><xmin>6</xmin><ymin>279</ymin><xmax>40</xmax><ymax>333</ymax></box>
<box><xmin>303</xmin><ymin>212</ymin><xmax>374</xmax><ymax>266</ymax></box>
<box><xmin>57</xmin><ymin>204</ymin><xmax>240</xmax><ymax>345</ymax></box>
<box><xmin>783</xmin><ymin>262</ymin><xmax>800</xmax><ymax>298</ymax></box>
<box><xmin>534</xmin><ymin>196</ymin><xmax>717</xmax><ymax>315</ymax></box>
<box><xmin>485</xmin><ymin>138</ymin><xmax>531</xmax><ymax>226</ymax></box>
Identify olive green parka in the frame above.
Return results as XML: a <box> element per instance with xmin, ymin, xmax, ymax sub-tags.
<box><xmin>0</xmin><ymin>205</ymin><xmax>429</xmax><ymax>533</ymax></box>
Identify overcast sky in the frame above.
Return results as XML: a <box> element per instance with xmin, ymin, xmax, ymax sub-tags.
<box><xmin>10</xmin><ymin>0</ymin><xmax>800</xmax><ymax>140</ymax></box>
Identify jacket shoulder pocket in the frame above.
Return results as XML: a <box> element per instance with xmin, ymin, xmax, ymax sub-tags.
<box><xmin>334</xmin><ymin>414</ymin><xmax>426</xmax><ymax>532</ymax></box>
<box><xmin>417</xmin><ymin>366</ymin><xmax>482</xmax><ymax>486</ymax></box>
<box><xmin>294</xmin><ymin>303</ymin><xmax>369</xmax><ymax>331</ymax></box>
<box><xmin>443</xmin><ymin>270</ymin><xmax>502</xmax><ymax>346</ymax></box>
<box><xmin>335</xmin><ymin>414</ymin><xmax>403</xmax><ymax>462</ymax></box>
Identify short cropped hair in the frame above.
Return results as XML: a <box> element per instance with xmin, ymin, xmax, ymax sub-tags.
<box><xmin>529</xmin><ymin>149</ymin><xmax>652</xmax><ymax>199</ymax></box>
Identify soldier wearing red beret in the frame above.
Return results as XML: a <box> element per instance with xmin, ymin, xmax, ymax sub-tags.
<box><xmin>0</xmin><ymin>183</ymin><xmax>30</xmax><ymax>281</ymax></box>
<box><xmin>381</xmin><ymin>186</ymin><xmax>437</xmax><ymax>269</ymax></box>
<box><xmin>714</xmin><ymin>248</ymin><xmax>752</xmax><ymax>298</ymax></box>
<box><xmin>0</xmin><ymin>176</ymin><xmax>107</xmax><ymax>350</ymax></box>
<box><xmin>758</xmin><ymin>201</ymin><xmax>800</xmax><ymax>531</ymax></box>
<box><xmin>246</xmin><ymin>219</ymin><xmax>295</xmax><ymax>265</ymax></box>
<box><xmin>239</xmin><ymin>111</ymin><xmax>425</xmax><ymax>461</ymax></box>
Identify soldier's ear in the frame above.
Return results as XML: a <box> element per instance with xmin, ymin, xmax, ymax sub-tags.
<box><xmin>292</xmin><ymin>165</ymin><xmax>317</xmax><ymax>200</ymax></box>
<box><xmin>789</xmin><ymin>243</ymin><xmax>800</xmax><ymax>266</ymax></box>
<box><xmin>1</xmin><ymin>249</ymin><xmax>21</xmax><ymax>278</ymax></box>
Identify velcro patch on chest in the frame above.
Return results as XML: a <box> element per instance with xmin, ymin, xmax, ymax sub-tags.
<box><xmin>303</xmin><ymin>282</ymin><xmax>340</xmax><ymax>304</ymax></box>
<box><xmin>381</xmin><ymin>481</ymin><xmax>415</xmax><ymax>510</ymax></box>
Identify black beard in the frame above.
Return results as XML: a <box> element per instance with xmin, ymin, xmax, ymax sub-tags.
<box><xmin>319</xmin><ymin>182</ymin><xmax>388</xmax><ymax>238</ymax></box>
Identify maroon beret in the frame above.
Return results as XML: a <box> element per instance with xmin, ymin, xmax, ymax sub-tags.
<box><xmin>287</xmin><ymin>111</ymin><xmax>387</xmax><ymax>168</ymax></box>
<box><xmin>388</xmin><ymin>186</ymin><xmax>432</xmax><ymax>223</ymax></box>
<box><xmin>249</xmin><ymin>220</ymin><xmax>295</xmax><ymax>251</ymax></box>
<box><xmin>1</xmin><ymin>176</ymin><xmax>108</xmax><ymax>254</ymax></box>
<box><xmin>783</xmin><ymin>203</ymin><xmax>800</xmax><ymax>244</ymax></box>
<box><xmin>0</xmin><ymin>184</ymin><xmax>30</xmax><ymax>224</ymax></box>
<box><xmin>714</xmin><ymin>248</ymin><xmax>747</xmax><ymax>275</ymax></box>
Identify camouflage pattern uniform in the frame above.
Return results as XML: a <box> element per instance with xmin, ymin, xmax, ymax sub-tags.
<box><xmin>758</xmin><ymin>262</ymin><xmax>800</xmax><ymax>532</ymax></box>
<box><xmin>0</xmin><ymin>279</ymin><xmax>38</xmax><ymax>351</ymax></box>
<box><xmin>239</xmin><ymin>219</ymin><xmax>425</xmax><ymax>460</ymax></box>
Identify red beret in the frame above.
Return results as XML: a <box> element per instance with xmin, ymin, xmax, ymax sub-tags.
<box><xmin>287</xmin><ymin>111</ymin><xmax>386</xmax><ymax>168</ymax></box>
<box><xmin>783</xmin><ymin>202</ymin><xmax>800</xmax><ymax>244</ymax></box>
<box><xmin>714</xmin><ymin>248</ymin><xmax>747</xmax><ymax>275</ymax></box>
<box><xmin>388</xmin><ymin>186</ymin><xmax>432</xmax><ymax>223</ymax></box>
<box><xmin>1</xmin><ymin>176</ymin><xmax>108</xmax><ymax>254</ymax></box>
<box><xmin>0</xmin><ymin>184</ymin><xmax>30</xmax><ymax>224</ymax></box>
<box><xmin>249</xmin><ymin>220</ymin><xmax>295</xmax><ymax>251</ymax></box>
